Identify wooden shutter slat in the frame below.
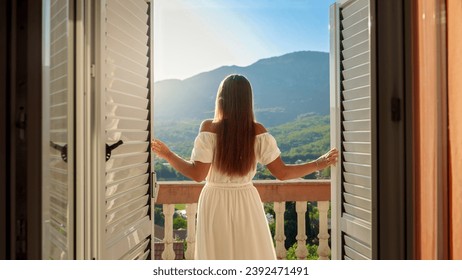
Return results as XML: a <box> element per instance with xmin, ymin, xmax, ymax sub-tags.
<box><xmin>343</xmin><ymin>120</ymin><xmax>370</xmax><ymax>131</ymax></box>
<box><xmin>342</xmin><ymin>74</ymin><xmax>370</xmax><ymax>90</ymax></box>
<box><xmin>343</xmin><ymin>131</ymin><xmax>370</xmax><ymax>142</ymax></box>
<box><xmin>106</xmin><ymin>206</ymin><xmax>150</xmax><ymax>238</ymax></box>
<box><xmin>344</xmin><ymin>182</ymin><xmax>371</xmax><ymax>199</ymax></box>
<box><xmin>344</xmin><ymin>235</ymin><xmax>372</xmax><ymax>259</ymax></box>
<box><xmin>106</xmin><ymin>90</ymin><xmax>149</xmax><ymax>109</ymax></box>
<box><xmin>341</xmin><ymin>213</ymin><xmax>371</xmax><ymax>245</ymax></box>
<box><xmin>341</xmin><ymin>5</ymin><xmax>368</xmax><ymax>30</ymax></box>
<box><xmin>342</xmin><ymin>40</ymin><xmax>369</xmax><ymax>60</ymax></box>
<box><xmin>344</xmin><ymin>172</ymin><xmax>371</xmax><ymax>188</ymax></box>
<box><xmin>343</xmin><ymin>151</ymin><xmax>371</xmax><ymax>164</ymax></box>
<box><xmin>344</xmin><ymin>162</ymin><xmax>371</xmax><ymax>177</ymax></box>
<box><xmin>106</xmin><ymin>217</ymin><xmax>151</xmax><ymax>259</ymax></box>
<box><xmin>341</xmin><ymin>0</ymin><xmax>368</xmax><ymax>18</ymax></box>
<box><xmin>342</xmin><ymin>63</ymin><xmax>369</xmax><ymax>80</ymax></box>
<box><xmin>344</xmin><ymin>203</ymin><xmax>371</xmax><ymax>222</ymax></box>
<box><xmin>341</xmin><ymin>17</ymin><xmax>368</xmax><ymax>39</ymax></box>
<box><xmin>344</xmin><ymin>193</ymin><xmax>371</xmax><ymax>210</ymax></box>
<box><xmin>342</xmin><ymin>29</ymin><xmax>369</xmax><ymax>50</ymax></box>
<box><xmin>342</xmin><ymin>85</ymin><xmax>369</xmax><ymax>100</ymax></box>
<box><xmin>342</xmin><ymin>50</ymin><xmax>369</xmax><ymax>68</ymax></box>
<box><xmin>106</xmin><ymin>195</ymin><xmax>149</xmax><ymax>223</ymax></box>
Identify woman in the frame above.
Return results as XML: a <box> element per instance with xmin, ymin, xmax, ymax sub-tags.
<box><xmin>151</xmin><ymin>74</ymin><xmax>338</xmax><ymax>260</ymax></box>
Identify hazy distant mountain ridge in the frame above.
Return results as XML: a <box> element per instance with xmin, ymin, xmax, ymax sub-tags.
<box><xmin>154</xmin><ymin>51</ymin><xmax>329</xmax><ymax>127</ymax></box>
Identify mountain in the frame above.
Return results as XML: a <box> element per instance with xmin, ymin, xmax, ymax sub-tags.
<box><xmin>154</xmin><ymin>51</ymin><xmax>329</xmax><ymax>127</ymax></box>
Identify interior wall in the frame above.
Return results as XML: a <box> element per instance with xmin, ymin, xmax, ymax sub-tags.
<box><xmin>412</xmin><ymin>0</ymin><xmax>449</xmax><ymax>259</ymax></box>
<box><xmin>447</xmin><ymin>0</ymin><xmax>462</xmax><ymax>260</ymax></box>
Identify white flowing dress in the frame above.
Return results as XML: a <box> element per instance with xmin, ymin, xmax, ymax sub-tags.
<box><xmin>191</xmin><ymin>131</ymin><xmax>281</xmax><ymax>260</ymax></box>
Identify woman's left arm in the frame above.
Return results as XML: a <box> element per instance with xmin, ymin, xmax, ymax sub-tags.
<box><xmin>151</xmin><ymin>139</ymin><xmax>211</xmax><ymax>182</ymax></box>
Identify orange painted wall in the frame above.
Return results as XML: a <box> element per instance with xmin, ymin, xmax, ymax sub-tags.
<box><xmin>447</xmin><ymin>0</ymin><xmax>462</xmax><ymax>260</ymax></box>
<box><xmin>413</xmin><ymin>0</ymin><xmax>448</xmax><ymax>259</ymax></box>
<box><xmin>413</xmin><ymin>0</ymin><xmax>462</xmax><ymax>260</ymax></box>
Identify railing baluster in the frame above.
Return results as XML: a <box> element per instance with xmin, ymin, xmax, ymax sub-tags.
<box><xmin>156</xmin><ymin>180</ymin><xmax>331</xmax><ymax>261</ymax></box>
<box><xmin>295</xmin><ymin>201</ymin><xmax>308</xmax><ymax>260</ymax></box>
<box><xmin>317</xmin><ymin>201</ymin><xmax>330</xmax><ymax>260</ymax></box>
<box><xmin>162</xmin><ymin>204</ymin><xmax>176</xmax><ymax>260</ymax></box>
<box><xmin>274</xmin><ymin>201</ymin><xmax>287</xmax><ymax>259</ymax></box>
<box><xmin>185</xmin><ymin>203</ymin><xmax>197</xmax><ymax>260</ymax></box>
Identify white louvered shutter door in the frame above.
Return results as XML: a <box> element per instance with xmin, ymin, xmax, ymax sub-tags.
<box><xmin>330</xmin><ymin>0</ymin><xmax>376</xmax><ymax>260</ymax></box>
<box><xmin>97</xmin><ymin>0</ymin><xmax>153</xmax><ymax>260</ymax></box>
<box><xmin>43</xmin><ymin>0</ymin><xmax>75</xmax><ymax>260</ymax></box>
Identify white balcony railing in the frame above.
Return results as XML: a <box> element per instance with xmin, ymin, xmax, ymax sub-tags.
<box><xmin>155</xmin><ymin>179</ymin><xmax>331</xmax><ymax>260</ymax></box>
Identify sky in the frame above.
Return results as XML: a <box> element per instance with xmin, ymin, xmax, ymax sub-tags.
<box><xmin>153</xmin><ymin>0</ymin><xmax>331</xmax><ymax>82</ymax></box>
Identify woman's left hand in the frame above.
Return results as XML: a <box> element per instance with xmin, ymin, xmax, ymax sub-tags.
<box><xmin>317</xmin><ymin>148</ymin><xmax>339</xmax><ymax>169</ymax></box>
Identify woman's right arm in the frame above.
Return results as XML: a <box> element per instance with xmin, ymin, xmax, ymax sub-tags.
<box><xmin>266</xmin><ymin>148</ymin><xmax>338</xmax><ymax>181</ymax></box>
<box><xmin>151</xmin><ymin>139</ymin><xmax>211</xmax><ymax>182</ymax></box>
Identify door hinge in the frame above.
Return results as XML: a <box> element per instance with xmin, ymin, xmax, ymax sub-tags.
<box><xmin>151</xmin><ymin>172</ymin><xmax>159</xmax><ymax>202</ymax></box>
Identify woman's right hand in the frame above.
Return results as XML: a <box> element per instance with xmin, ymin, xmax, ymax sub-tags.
<box><xmin>151</xmin><ymin>139</ymin><xmax>172</xmax><ymax>160</ymax></box>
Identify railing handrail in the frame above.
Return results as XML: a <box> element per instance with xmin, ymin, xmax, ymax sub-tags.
<box><xmin>156</xmin><ymin>179</ymin><xmax>330</xmax><ymax>204</ymax></box>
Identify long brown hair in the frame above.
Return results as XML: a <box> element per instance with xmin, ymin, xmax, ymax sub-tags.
<box><xmin>213</xmin><ymin>74</ymin><xmax>256</xmax><ymax>176</ymax></box>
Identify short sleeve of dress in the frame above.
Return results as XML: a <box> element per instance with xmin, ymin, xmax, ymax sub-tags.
<box><xmin>190</xmin><ymin>132</ymin><xmax>215</xmax><ymax>163</ymax></box>
<box><xmin>256</xmin><ymin>133</ymin><xmax>281</xmax><ymax>165</ymax></box>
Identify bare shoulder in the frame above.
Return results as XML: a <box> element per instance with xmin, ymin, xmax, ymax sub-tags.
<box><xmin>199</xmin><ymin>119</ymin><xmax>215</xmax><ymax>133</ymax></box>
<box><xmin>254</xmin><ymin>122</ymin><xmax>268</xmax><ymax>135</ymax></box>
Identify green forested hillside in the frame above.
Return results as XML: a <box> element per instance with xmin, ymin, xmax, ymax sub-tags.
<box><xmin>271</xmin><ymin>114</ymin><xmax>330</xmax><ymax>162</ymax></box>
<box><xmin>154</xmin><ymin>114</ymin><xmax>330</xmax><ymax>180</ymax></box>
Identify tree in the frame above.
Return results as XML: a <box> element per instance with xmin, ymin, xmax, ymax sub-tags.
<box><xmin>173</xmin><ymin>216</ymin><xmax>187</xmax><ymax>230</ymax></box>
<box><xmin>154</xmin><ymin>205</ymin><xmax>164</xmax><ymax>227</ymax></box>
<box><xmin>286</xmin><ymin>243</ymin><xmax>319</xmax><ymax>260</ymax></box>
<box><xmin>266</xmin><ymin>202</ymin><xmax>320</xmax><ymax>249</ymax></box>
